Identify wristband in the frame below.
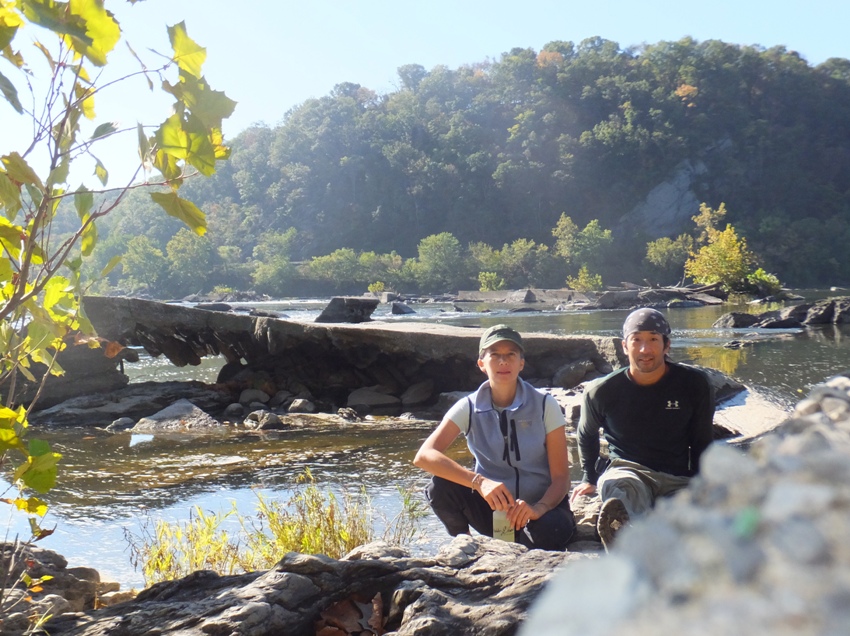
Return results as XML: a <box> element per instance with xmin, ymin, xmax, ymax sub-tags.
<box><xmin>470</xmin><ymin>473</ymin><xmax>483</xmax><ymax>492</ymax></box>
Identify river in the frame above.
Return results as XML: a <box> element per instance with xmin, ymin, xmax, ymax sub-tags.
<box><xmin>4</xmin><ymin>291</ymin><xmax>850</xmax><ymax>589</ymax></box>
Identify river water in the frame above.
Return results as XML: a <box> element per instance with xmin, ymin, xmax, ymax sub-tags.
<box><xmin>4</xmin><ymin>292</ymin><xmax>850</xmax><ymax>589</ymax></box>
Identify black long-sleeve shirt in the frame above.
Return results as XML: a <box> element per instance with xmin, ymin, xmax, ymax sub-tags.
<box><xmin>578</xmin><ymin>363</ymin><xmax>715</xmax><ymax>485</ymax></box>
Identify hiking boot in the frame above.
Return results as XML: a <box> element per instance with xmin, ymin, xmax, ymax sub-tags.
<box><xmin>597</xmin><ymin>497</ymin><xmax>630</xmax><ymax>551</ymax></box>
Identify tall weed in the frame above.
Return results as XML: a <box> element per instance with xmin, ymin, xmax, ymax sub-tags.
<box><xmin>126</xmin><ymin>470</ymin><xmax>423</xmax><ymax>586</ymax></box>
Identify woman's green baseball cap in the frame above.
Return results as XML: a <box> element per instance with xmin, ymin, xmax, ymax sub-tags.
<box><xmin>479</xmin><ymin>324</ymin><xmax>524</xmax><ymax>354</ymax></box>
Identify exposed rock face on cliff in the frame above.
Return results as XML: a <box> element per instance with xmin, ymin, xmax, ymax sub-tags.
<box><xmin>615</xmin><ymin>159</ymin><xmax>708</xmax><ymax>240</ymax></box>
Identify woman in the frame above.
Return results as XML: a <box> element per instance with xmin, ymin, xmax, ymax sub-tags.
<box><xmin>414</xmin><ymin>324</ymin><xmax>576</xmax><ymax>550</ymax></box>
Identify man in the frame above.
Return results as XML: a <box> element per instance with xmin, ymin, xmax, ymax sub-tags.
<box><xmin>570</xmin><ymin>308</ymin><xmax>715</xmax><ymax>550</ymax></box>
<box><xmin>414</xmin><ymin>324</ymin><xmax>575</xmax><ymax>551</ymax></box>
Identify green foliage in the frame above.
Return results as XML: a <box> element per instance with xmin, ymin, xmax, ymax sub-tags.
<box><xmin>46</xmin><ymin>35</ymin><xmax>850</xmax><ymax>290</ymax></box>
<box><xmin>692</xmin><ymin>202</ymin><xmax>728</xmax><ymax>246</ymax></box>
<box><xmin>410</xmin><ymin>233</ymin><xmax>469</xmax><ymax>293</ymax></box>
<box><xmin>120</xmin><ymin>235</ymin><xmax>169</xmax><ymax>293</ymax></box>
<box><xmin>566</xmin><ymin>266</ymin><xmax>604</xmax><ymax>292</ymax></box>
<box><xmin>250</xmin><ymin>228</ymin><xmax>297</xmax><ymax>296</ymax></box>
<box><xmin>302</xmin><ymin>248</ymin><xmax>360</xmax><ymax>286</ymax></box>
<box><xmin>367</xmin><ymin>281</ymin><xmax>385</xmax><ymax>295</ymax></box>
<box><xmin>128</xmin><ymin>472</ymin><xmax>425</xmax><ymax>586</ymax></box>
<box><xmin>746</xmin><ymin>268</ymin><xmax>782</xmax><ymax>297</ymax></box>
<box><xmin>645</xmin><ymin>234</ymin><xmax>694</xmax><ymax>283</ymax></box>
<box><xmin>0</xmin><ymin>2</ymin><xmax>232</xmax><ymax>539</ymax></box>
<box><xmin>478</xmin><ymin>272</ymin><xmax>506</xmax><ymax>292</ymax></box>
<box><xmin>685</xmin><ymin>223</ymin><xmax>756</xmax><ymax>291</ymax></box>
<box><xmin>165</xmin><ymin>228</ymin><xmax>218</xmax><ymax>297</ymax></box>
<box><xmin>496</xmin><ymin>239</ymin><xmax>559</xmax><ymax>288</ymax></box>
<box><xmin>552</xmin><ymin>214</ymin><xmax>615</xmax><ymax>282</ymax></box>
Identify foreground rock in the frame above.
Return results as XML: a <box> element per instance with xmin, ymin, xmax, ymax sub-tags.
<box><xmin>0</xmin><ymin>342</ymin><xmax>133</xmax><ymax>410</ymax></box>
<box><xmin>44</xmin><ymin>537</ymin><xmax>593</xmax><ymax>636</ymax></box>
<box><xmin>522</xmin><ymin>371</ymin><xmax>850</xmax><ymax>635</ymax></box>
<box><xmin>1</xmin><ymin>542</ymin><xmax>125</xmax><ymax>631</ymax></box>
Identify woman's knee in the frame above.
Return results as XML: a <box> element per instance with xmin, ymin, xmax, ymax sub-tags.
<box><xmin>520</xmin><ymin>507</ymin><xmax>575</xmax><ymax>551</ymax></box>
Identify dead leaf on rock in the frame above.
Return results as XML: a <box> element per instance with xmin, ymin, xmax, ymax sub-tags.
<box><xmin>314</xmin><ymin>592</ymin><xmax>385</xmax><ymax>635</ymax></box>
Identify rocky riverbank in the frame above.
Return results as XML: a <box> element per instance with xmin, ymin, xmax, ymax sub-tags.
<box><xmin>0</xmin><ymin>371</ymin><xmax>841</xmax><ymax>635</ymax></box>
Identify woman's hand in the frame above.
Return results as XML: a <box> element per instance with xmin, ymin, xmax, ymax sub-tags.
<box><xmin>506</xmin><ymin>499</ymin><xmax>547</xmax><ymax>531</ymax></box>
<box><xmin>476</xmin><ymin>476</ymin><xmax>515</xmax><ymax>511</ymax></box>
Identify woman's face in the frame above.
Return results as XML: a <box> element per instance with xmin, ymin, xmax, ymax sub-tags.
<box><xmin>477</xmin><ymin>341</ymin><xmax>525</xmax><ymax>385</ymax></box>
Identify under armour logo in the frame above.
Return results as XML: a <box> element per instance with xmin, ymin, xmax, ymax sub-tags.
<box><xmin>666</xmin><ymin>400</ymin><xmax>680</xmax><ymax>409</ymax></box>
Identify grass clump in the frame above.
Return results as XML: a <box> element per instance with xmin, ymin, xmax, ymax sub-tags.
<box><xmin>127</xmin><ymin>470</ymin><xmax>425</xmax><ymax>586</ymax></box>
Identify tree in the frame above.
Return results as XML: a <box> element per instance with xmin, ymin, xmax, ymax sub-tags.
<box><xmin>567</xmin><ymin>265</ymin><xmax>603</xmax><ymax>292</ymax></box>
<box><xmin>411</xmin><ymin>233</ymin><xmax>469</xmax><ymax>292</ymax></box>
<box><xmin>552</xmin><ymin>214</ymin><xmax>580</xmax><ymax>264</ymax></box>
<box><xmin>645</xmin><ymin>234</ymin><xmax>694</xmax><ymax>283</ymax></box>
<box><xmin>684</xmin><ymin>203</ymin><xmax>756</xmax><ymax>291</ymax></box>
<box><xmin>0</xmin><ymin>2</ymin><xmax>233</xmax><ymax>541</ymax></box>
<box><xmin>552</xmin><ymin>215</ymin><xmax>613</xmax><ymax>284</ymax></box>
<box><xmin>165</xmin><ymin>228</ymin><xmax>217</xmax><ymax>297</ymax></box>
<box><xmin>573</xmin><ymin>220</ymin><xmax>613</xmax><ymax>272</ymax></box>
<box><xmin>120</xmin><ymin>235</ymin><xmax>168</xmax><ymax>293</ymax></box>
<box><xmin>251</xmin><ymin>228</ymin><xmax>297</xmax><ymax>296</ymax></box>
<box><xmin>302</xmin><ymin>248</ymin><xmax>361</xmax><ymax>288</ymax></box>
<box><xmin>685</xmin><ymin>223</ymin><xmax>755</xmax><ymax>290</ymax></box>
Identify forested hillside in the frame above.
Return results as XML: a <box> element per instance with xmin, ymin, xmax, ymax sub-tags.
<box><xmin>94</xmin><ymin>36</ymin><xmax>850</xmax><ymax>295</ymax></box>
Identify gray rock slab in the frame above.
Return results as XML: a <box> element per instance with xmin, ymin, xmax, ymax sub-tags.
<box><xmin>45</xmin><ymin>536</ymin><xmax>592</xmax><ymax>636</ymax></box>
<box><xmin>132</xmin><ymin>399</ymin><xmax>223</xmax><ymax>432</ymax></box>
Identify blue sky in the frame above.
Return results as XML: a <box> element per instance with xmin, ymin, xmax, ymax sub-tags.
<box><xmin>126</xmin><ymin>0</ymin><xmax>849</xmax><ymax>136</ymax></box>
<box><xmin>4</xmin><ymin>0</ymin><xmax>849</xmax><ymax>185</ymax></box>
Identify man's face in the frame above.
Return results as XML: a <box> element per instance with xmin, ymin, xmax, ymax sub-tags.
<box><xmin>478</xmin><ymin>341</ymin><xmax>525</xmax><ymax>385</ymax></box>
<box><xmin>623</xmin><ymin>330</ymin><xmax>670</xmax><ymax>380</ymax></box>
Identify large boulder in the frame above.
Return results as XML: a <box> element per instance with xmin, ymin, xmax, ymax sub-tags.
<box><xmin>1</xmin><ymin>341</ymin><xmax>132</xmax><ymax>410</ymax></box>
<box><xmin>132</xmin><ymin>399</ymin><xmax>224</xmax><ymax>432</ymax></box>
<box><xmin>315</xmin><ymin>297</ymin><xmax>379</xmax><ymax>323</ymax></box>
<box><xmin>45</xmin><ymin>537</ymin><xmax>592</xmax><ymax>636</ymax></box>
<box><xmin>713</xmin><ymin>297</ymin><xmax>850</xmax><ymax>330</ymax></box>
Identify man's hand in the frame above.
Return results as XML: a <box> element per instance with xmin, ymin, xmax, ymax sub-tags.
<box><xmin>570</xmin><ymin>482</ymin><xmax>596</xmax><ymax>502</ymax></box>
<box><xmin>477</xmin><ymin>477</ymin><xmax>515</xmax><ymax>511</ymax></box>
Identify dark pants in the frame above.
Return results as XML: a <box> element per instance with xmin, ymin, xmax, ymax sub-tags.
<box><xmin>425</xmin><ymin>476</ymin><xmax>576</xmax><ymax>551</ymax></box>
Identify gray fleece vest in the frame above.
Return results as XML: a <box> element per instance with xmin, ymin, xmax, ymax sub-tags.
<box><xmin>466</xmin><ymin>378</ymin><xmax>551</xmax><ymax>502</ymax></box>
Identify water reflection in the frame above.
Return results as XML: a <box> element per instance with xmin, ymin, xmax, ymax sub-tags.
<box><xmin>682</xmin><ymin>344</ymin><xmax>748</xmax><ymax>376</ymax></box>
